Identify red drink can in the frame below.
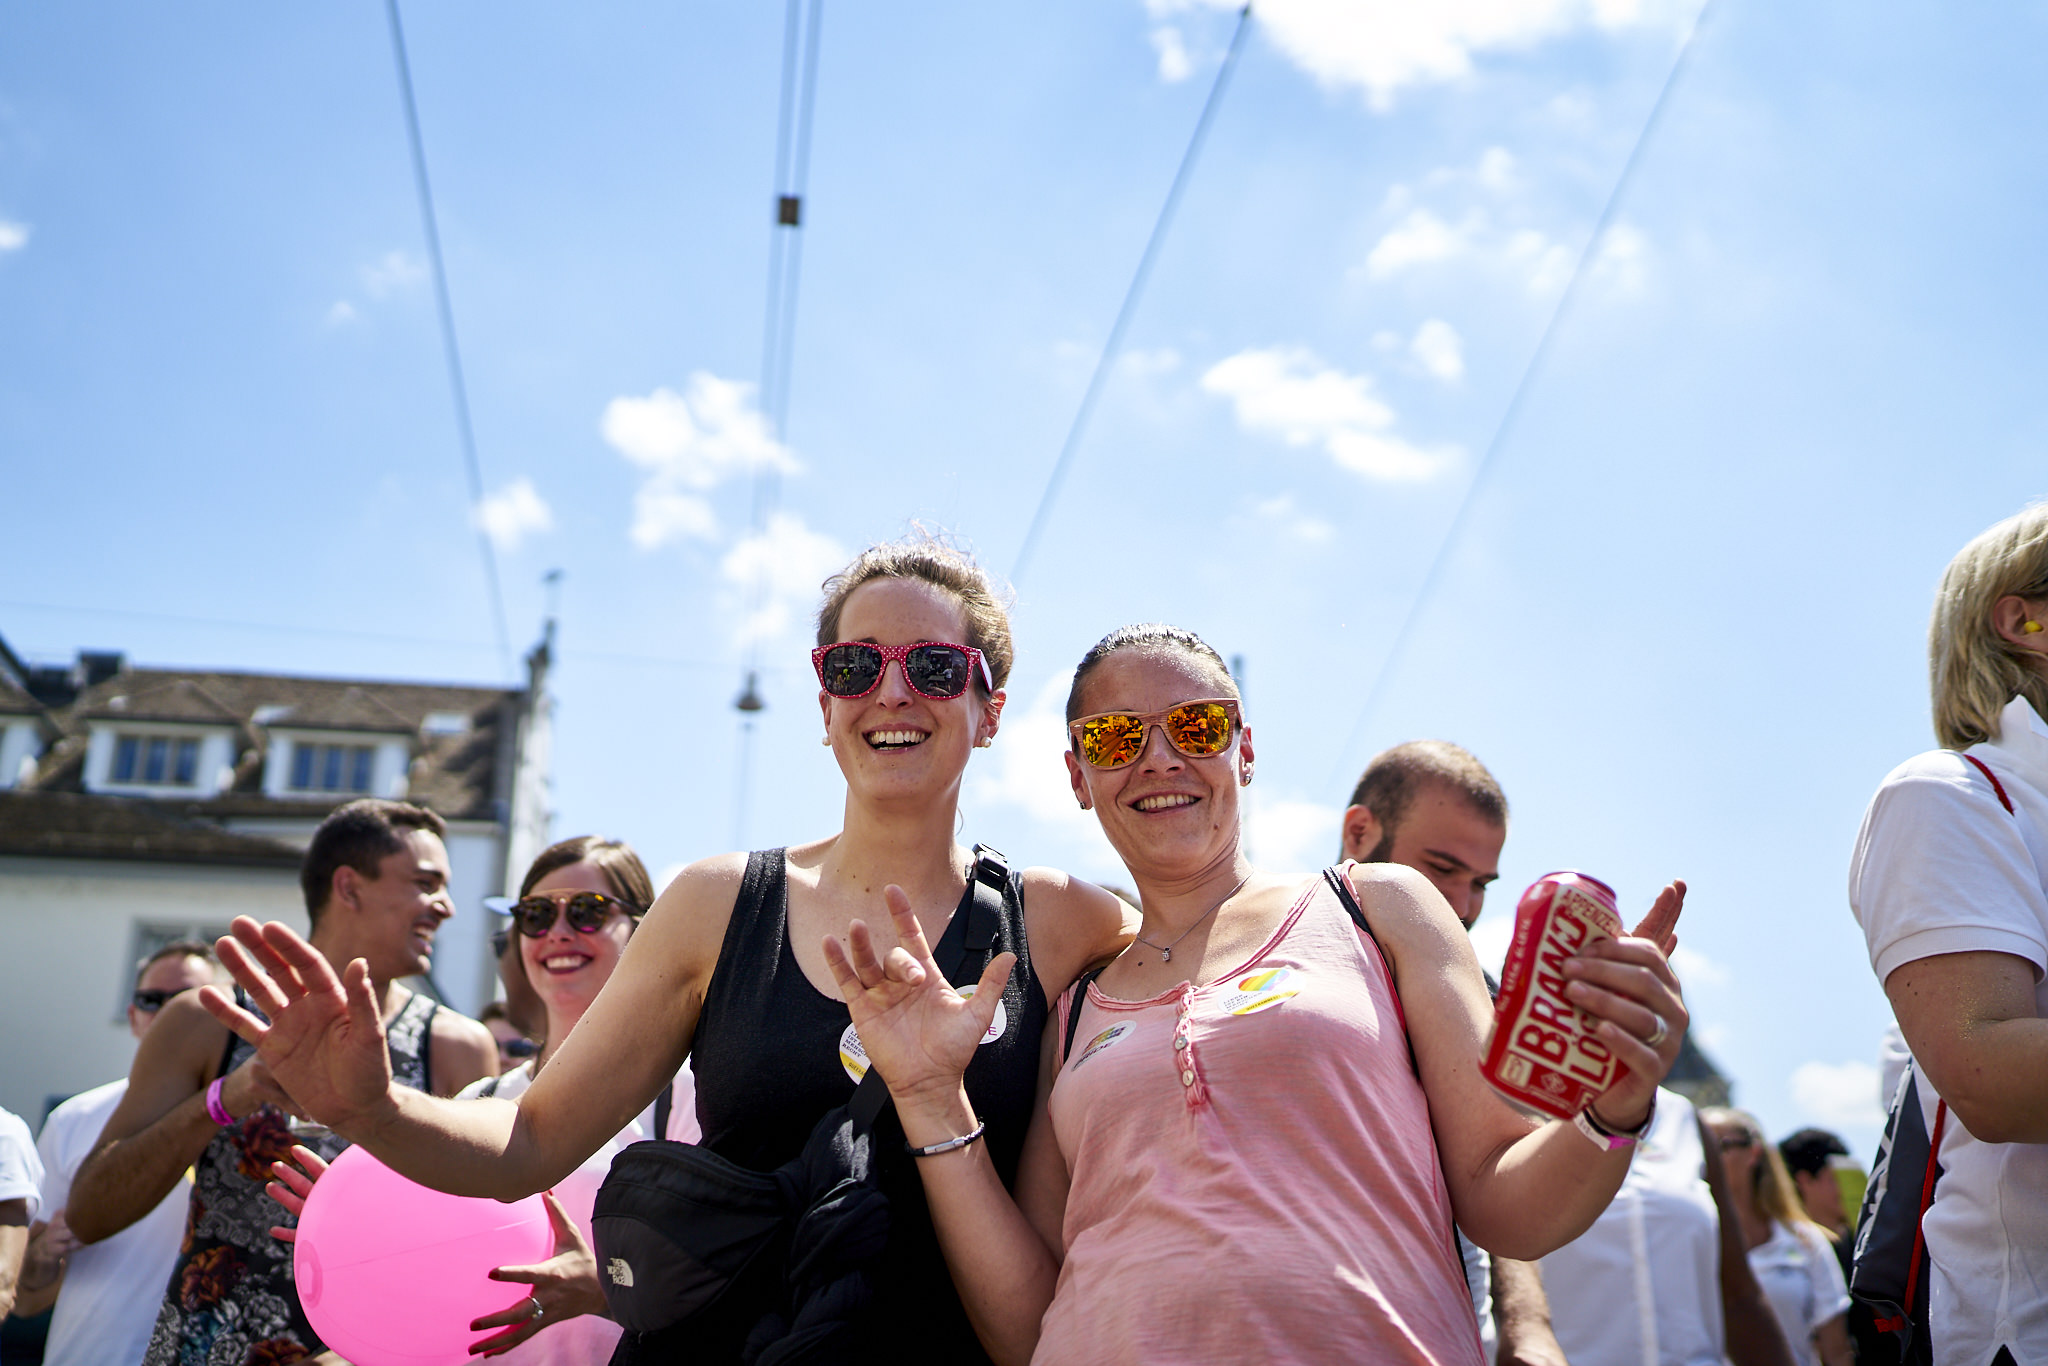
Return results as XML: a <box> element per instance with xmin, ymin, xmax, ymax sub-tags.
<box><xmin>1480</xmin><ymin>871</ymin><xmax>1629</xmax><ymax>1119</ymax></box>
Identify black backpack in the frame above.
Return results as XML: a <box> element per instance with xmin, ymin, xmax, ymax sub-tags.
<box><xmin>1847</xmin><ymin>751</ymin><xmax>2011</xmax><ymax>1364</ymax></box>
<box><xmin>593</xmin><ymin>846</ymin><xmax>1008</xmax><ymax>1364</ymax></box>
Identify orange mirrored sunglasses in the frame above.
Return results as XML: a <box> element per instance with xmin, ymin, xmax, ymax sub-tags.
<box><xmin>1068</xmin><ymin>699</ymin><xmax>1241</xmax><ymax>769</ymax></box>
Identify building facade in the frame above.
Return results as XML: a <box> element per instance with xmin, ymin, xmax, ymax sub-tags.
<box><xmin>0</xmin><ymin>631</ymin><xmax>551</xmax><ymax>1123</ymax></box>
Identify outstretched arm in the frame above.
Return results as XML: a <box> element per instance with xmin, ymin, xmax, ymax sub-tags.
<box><xmin>822</xmin><ymin>887</ymin><xmax>1066</xmax><ymax>1366</ymax></box>
<box><xmin>1360</xmin><ymin>866</ymin><xmax>1690</xmax><ymax>1260</ymax></box>
<box><xmin>204</xmin><ymin>856</ymin><xmax>737</xmax><ymax>1200</ymax></box>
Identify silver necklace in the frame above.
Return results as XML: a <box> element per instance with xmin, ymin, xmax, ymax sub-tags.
<box><xmin>1134</xmin><ymin>874</ymin><xmax>1253</xmax><ymax>963</ymax></box>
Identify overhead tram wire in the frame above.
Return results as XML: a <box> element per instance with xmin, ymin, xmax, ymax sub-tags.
<box><xmin>1323</xmin><ymin>0</ymin><xmax>1718</xmax><ymax>788</ymax></box>
<box><xmin>1010</xmin><ymin>3</ymin><xmax>1252</xmax><ymax>588</ymax></box>
<box><xmin>734</xmin><ymin>0</ymin><xmax>826</xmax><ymax>850</ymax></box>
<box><xmin>384</xmin><ymin>0</ymin><xmax>513</xmax><ymax>680</ymax></box>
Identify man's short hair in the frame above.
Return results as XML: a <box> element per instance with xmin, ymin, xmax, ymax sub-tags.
<box><xmin>301</xmin><ymin>798</ymin><xmax>448</xmax><ymax>923</ymax></box>
<box><xmin>135</xmin><ymin>939</ymin><xmax>219</xmax><ymax>990</ymax></box>
<box><xmin>1346</xmin><ymin>740</ymin><xmax>1508</xmax><ymax>860</ymax></box>
<box><xmin>1777</xmin><ymin>1127</ymin><xmax>1851</xmax><ymax>1179</ymax></box>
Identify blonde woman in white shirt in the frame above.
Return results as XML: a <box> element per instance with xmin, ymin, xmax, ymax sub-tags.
<box><xmin>1702</xmin><ymin>1108</ymin><xmax>1850</xmax><ymax>1366</ymax></box>
<box><xmin>1848</xmin><ymin>500</ymin><xmax>2048</xmax><ymax>1366</ymax></box>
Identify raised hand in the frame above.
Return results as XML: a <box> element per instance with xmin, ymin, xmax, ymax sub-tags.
<box><xmin>201</xmin><ymin>916</ymin><xmax>395</xmax><ymax>1135</ymax></box>
<box><xmin>821</xmin><ymin>884</ymin><xmax>1017</xmax><ymax>1109</ymax></box>
<box><xmin>1563</xmin><ymin>880</ymin><xmax>1690</xmax><ymax>1132</ymax></box>
<box><xmin>264</xmin><ymin>1143</ymin><xmax>330</xmax><ymax>1244</ymax></box>
<box><xmin>468</xmin><ymin>1193</ymin><xmax>604</xmax><ymax>1357</ymax></box>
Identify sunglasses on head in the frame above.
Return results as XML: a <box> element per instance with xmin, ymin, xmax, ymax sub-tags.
<box><xmin>1068</xmin><ymin>699</ymin><xmax>1241</xmax><ymax>770</ymax></box>
<box><xmin>812</xmin><ymin>641</ymin><xmax>992</xmax><ymax>701</ymax></box>
<box><xmin>510</xmin><ymin>891</ymin><xmax>641</xmax><ymax>938</ymax></box>
<box><xmin>131</xmin><ymin>989</ymin><xmax>179</xmax><ymax>1013</ymax></box>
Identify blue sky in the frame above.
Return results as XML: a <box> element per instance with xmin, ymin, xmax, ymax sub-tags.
<box><xmin>6</xmin><ymin>0</ymin><xmax>2047</xmax><ymax>1158</ymax></box>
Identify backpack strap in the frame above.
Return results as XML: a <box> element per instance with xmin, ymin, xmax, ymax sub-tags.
<box><xmin>1323</xmin><ymin>863</ymin><xmax>1418</xmax><ymax>1078</ymax></box>
<box><xmin>1058</xmin><ymin>965</ymin><xmax>1111</xmax><ymax>1066</ymax></box>
<box><xmin>1962</xmin><ymin>752</ymin><xmax>2017</xmax><ymax>814</ymax></box>
<box><xmin>1888</xmin><ymin>1098</ymin><xmax>1948</xmax><ymax>1334</ymax></box>
<box><xmin>654</xmin><ymin>1077</ymin><xmax>672</xmax><ymax>1141</ymax></box>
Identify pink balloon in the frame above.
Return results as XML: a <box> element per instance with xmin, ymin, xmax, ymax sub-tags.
<box><xmin>293</xmin><ymin>1144</ymin><xmax>554</xmax><ymax>1366</ymax></box>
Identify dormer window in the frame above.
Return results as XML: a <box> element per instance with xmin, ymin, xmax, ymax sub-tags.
<box><xmin>111</xmin><ymin>734</ymin><xmax>201</xmax><ymax>787</ymax></box>
<box><xmin>290</xmin><ymin>742</ymin><xmax>375</xmax><ymax>794</ymax></box>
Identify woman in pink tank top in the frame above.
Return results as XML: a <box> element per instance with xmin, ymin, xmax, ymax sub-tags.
<box><xmin>821</xmin><ymin>625</ymin><xmax>1691</xmax><ymax>1365</ymax></box>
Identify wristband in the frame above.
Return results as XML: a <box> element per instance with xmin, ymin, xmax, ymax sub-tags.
<box><xmin>906</xmin><ymin>1119</ymin><xmax>986</xmax><ymax>1158</ymax></box>
<box><xmin>1574</xmin><ymin>1093</ymin><xmax>1656</xmax><ymax>1150</ymax></box>
<box><xmin>204</xmin><ymin>1077</ymin><xmax>236</xmax><ymax>1127</ymax></box>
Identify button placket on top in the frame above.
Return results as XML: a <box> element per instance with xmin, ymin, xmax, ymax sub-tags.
<box><xmin>1173</xmin><ymin>985</ymin><xmax>1210</xmax><ymax>1110</ymax></box>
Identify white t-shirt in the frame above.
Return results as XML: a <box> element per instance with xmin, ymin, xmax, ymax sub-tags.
<box><xmin>1541</xmin><ymin>1089</ymin><xmax>1724</xmax><ymax>1366</ymax></box>
<box><xmin>0</xmin><ymin>1105</ymin><xmax>42</xmax><ymax>1222</ymax></box>
<box><xmin>1749</xmin><ymin>1220</ymin><xmax>1850</xmax><ymax>1366</ymax></box>
<box><xmin>450</xmin><ymin>1061</ymin><xmax>699</xmax><ymax>1366</ymax></box>
<box><xmin>34</xmin><ymin>1079</ymin><xmax>193</xmax><ymax>1366</ymax></box>
<box><xmin>1849</xmin><ymin>693</ymin><xmax>2048</xmax><ymax>1366</ymax></box>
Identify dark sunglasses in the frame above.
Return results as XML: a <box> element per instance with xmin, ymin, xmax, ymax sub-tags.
<box><xmin>1068</xmin><ymin>699</ymin><xmax>1241</xmax><ymax>769</ymax></box>
<box><xmin>511</xmin><ymin>891</ymin><xmax>641</xmax><ymax>938</ymax></box>
<box><xmin>811</xmin><ymin>641</ymin><xmax>992</xmax><ymax>701</ymax></box>
<box><xmin>1715</xmin><ymin>1130</ymin><xmax>1759</xmax><ymax>1150</ymax></box>
<box><xmin>500</xmin><ymin>1037</ymin><xmax>538</xmax><ymax>1060</ymax></box>
<box><xmin>131</xmin><ymin>988</ymin><xmax>180</xmax><ymax>1013</ymax></box>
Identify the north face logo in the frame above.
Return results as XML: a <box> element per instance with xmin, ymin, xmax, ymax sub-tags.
<box><xmin>607</xmin><ymin>1257</ymin><xmax>635</xmax><ymax>1287</ymax></box>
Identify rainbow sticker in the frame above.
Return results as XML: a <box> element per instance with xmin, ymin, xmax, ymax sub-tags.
<box><xmin>955</xmin><ymin>985</ymin><xmax>1009</xmax><ymax>1044</ymax></box>
<box><xmin>1216</xmin><ymin>965</ymin><xmax>1300</xmax><ymax>1016</ymax></box>
<box><xmin>1071</xmin><ymin>1023</ymin><xmax>1131</xmax><ymax>1070</ymax></box>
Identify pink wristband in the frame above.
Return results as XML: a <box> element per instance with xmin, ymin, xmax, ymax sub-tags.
<box><xmin>204</xmin><ymin>1077</ymin><xmax>236</xmax><ymax>1127</ymax></box>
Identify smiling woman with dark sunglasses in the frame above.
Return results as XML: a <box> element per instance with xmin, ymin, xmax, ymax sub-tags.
<box><xmin>202</xmin><ymin>533</ymin><xmax>1133</xmax><ymax>1365</ymax></box>
<box><xmin>824</xmin><ymin>622</ymin><xmax>1693</xmax><ymax>1365</ymax></box>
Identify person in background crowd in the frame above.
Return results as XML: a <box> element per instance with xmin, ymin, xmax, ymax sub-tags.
<box><xmin>1776</xmin><ymin>1128</ymin><xmax>1858</xmax><ymax>1285</ymax></box>
<box><xmin>1338</xmin><ymin>739</ymin><xmax>1562</xmax><ymax>1366</ymax></box>
<box><xmin>491</xmin><ymin>916</ymin><xmax>549</xmax><ymax>1043</ymax></box>
<box><xmin>201</xmin><ymin>535</ymin><xmax>1132</xmax><ymax>1365</ymax></box>
<box><xmin>269</xmin><ymin>834</ymin><xmax>698</xmax><ymax>1362</ymax></box>
<box><xmin>10</xmin><ymin>942</ymin><xmax>222</xmax><ymax>1365</ymax></box>
<box><xmin>830</xmin><ymin>624</ymin><xmax>1689</xmax><ymax>1364</ymax></box>
<box><xmin>1849</xmin><ymin>501</ymin><xmax>2048</xmax><ymax>1366</ymax></box>
<box><xmin>1702</xmin><ymin>1108</ymin><xmax>1852</xmax><ymax>1366</ymax></box>
<box><xmin>480</xmin><ymin>1000</ymin><xmax>538</xmax><ymax>1076</ymax></box>
<box><xmin>0</xmin><ymin>1105</ymin><xmax>40</xmax><ymax>1321</ymax></box>
<box><xmin>67</xmin><ymin>798</ymin><xmax>498</xmax><ymax>1366</ymax></box>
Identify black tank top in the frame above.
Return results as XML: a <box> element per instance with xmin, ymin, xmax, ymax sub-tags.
<box><xmin>692</xmin><ymin>849</ymin><xmax>1048</xmax><ymax>1363</ymax></box>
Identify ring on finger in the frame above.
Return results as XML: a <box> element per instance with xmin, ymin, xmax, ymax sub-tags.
<box><xmin>527</xmin><ymin>1294</ymin><xmax>545</xmax><ymax>1324</ymax></box>
<box><xmin>1644</xmin><ymin>1013</ymin><xmax>1669</xmax><ymax>1048</ymax></box>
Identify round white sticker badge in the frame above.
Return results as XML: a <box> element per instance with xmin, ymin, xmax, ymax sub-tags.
<box><xmin>838</xmin><ymin>987</ymin><xmax>1007</xmax><ymax>1085</ymax></box>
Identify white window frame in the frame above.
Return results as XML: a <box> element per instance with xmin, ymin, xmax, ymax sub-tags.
<box><xmin>84</xmin><ymin>723</ymin><xmax>235</xmax><ymax>797</ymax></box>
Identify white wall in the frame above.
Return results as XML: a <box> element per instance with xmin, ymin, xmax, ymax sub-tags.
<box><xmin>0</xmin><ymin>858</ymin><xmax>304</xmax><ymax>1124</ymax></box>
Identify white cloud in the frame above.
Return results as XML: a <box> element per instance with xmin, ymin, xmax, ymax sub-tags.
<box><xmin>1202</xmin><ymin>346</ymin><xmax>1452</xmax><ymax>481</ymax></box>
<box><xmin>602</xmin><ymin>373</ymin><xmax>798</xmax><ymax>550</ymax></box>
<box><xmin>1410</xmin><ymin>319</ymin><xmax>1465</xmax><ymax>381</ymax></box>
<box><xmin>1790</xmin><ymin>1059</ymin><xmax>1886</xmax><ymax>1131</ymax></box>
<box><xmin>1118</xmin><ymin>346</ymin><xmax>1183</xmax><ymax>377</ymax></box>
<box><xmin>1251</xmin><ymin>493</ymin><xmax>1335</xmax><ymax>544</ymax></box>
<box><xmin>0</xmin><ymin>220</ymin><xmax>29</xmax><ymax>252</ymax></box>
<box><xmin>1151</xmin><ymin>25</ymin><xmax>1195</xmax><ymax>82</ymax></box>
<box><xmin>473</xmin><ymin>476</ymin><xmax>554</xmax><ymax>552</ymax></box>
<box><xmin>1144</xmin><ymin>0</ymin><xmax>1668</xmax><ymax>109</ymax></box>
<box><xmin>1669</xmin><ymin>942</ymin><xmax>1729</xmax><ymax>989</ymax></box>
<box><xmin>970</xmin><ymin>676</ymin><xmax>1098</xmax><ymax>834</ymax></box>
<box><xmin>719</xmin><ymin>511</ymin><xmax>847</xmax><ymax>644</ymax></box>
<box><xmin>1591</xmin><ymin>220</ymin><xmax>1651</xmax><ymax>294</ymax></box>
<box><xmin>1366</xmin><ymin>209</ymin><xmax>1472</xmax><ymax>278</ymax></box>
<box><xmin>1246</xmin><ymin>796</ymin><xmax>1342</xmax><ymax>874</ymax></box>
<box><xmin>1475</xmin><ymin>146</ymin><xmax>1518</xmax><ymax>193</ymax></box>
<box><xmin>324</xmin><ymin>300</ymin><xmax>358</xmax><ymax>327</ymax></box>
<box><xmin>360</xmin><ymin>249</ymin><xmax>426</xmax><ymax>298</ymax></box>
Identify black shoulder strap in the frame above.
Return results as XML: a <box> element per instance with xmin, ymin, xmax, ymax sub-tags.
<box><xmin>654</xmin><ymin>1077</ymin><xmax>672</xmax><ymax>1141</ymax></box>
<box><xmin>1061</xmin><ymin>965</ymin><xmax>1110</xmax><ymax>1063</ymax></box>
<box><xmin>1323</xmin><ymin>864</ymin><xmax>1419</xmax><ymax>1079</ymax></box>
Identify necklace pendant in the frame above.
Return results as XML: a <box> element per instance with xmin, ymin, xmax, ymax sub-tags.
<box><xmin>1160</xmin><ymin>947</ymin><xmax>1171</xmax><ymax>962</ymax></box>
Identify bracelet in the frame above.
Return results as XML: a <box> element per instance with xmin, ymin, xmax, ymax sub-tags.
<box><xmin>906</xmin><ymin>1119</ymin><xmax>986</xmax><ymax>1159</ymax></box>
<box><xmin>1574</xmin><ymin>1093</ymin><xmax>1656</xmax><ymax>1150</ymax></box>
<box><xmin>204</xmin><ymin>1077</ymin><xmax>236</xmax><ymax>1127</ymax></box>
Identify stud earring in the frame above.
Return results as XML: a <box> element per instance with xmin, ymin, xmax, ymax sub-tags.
<box><xmin>1241</xmin><ymin>771</ymin><xmax>1253</xmax><ymax>786</ymax></box>
<box><xmin>975</xmin><ymin>737</ymin><xmax>992</xmax><ymax>748</ymax></box>
<box><xmin>1079</xmin><ymin>800</ymin><xmax>1092</xmax><ymax>811</ymax></box>
<box><xmin>820</xmin><ymin>734</ymin><xmax>832</xmax><ymax>746</ymax></box>
<box><xmin>2026</xmin><ymin>620</ymin><xmax>2045</xmax><ymax>635</ymax></box>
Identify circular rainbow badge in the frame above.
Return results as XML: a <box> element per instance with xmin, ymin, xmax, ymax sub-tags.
<box><xmin>1216</xmin><ymin>966</ymin><xmax>1300</xmax><ymax>1016</ymax></box>
<box><xmin>955</xmin><ymin>984</ymin><xmax>1009</xmax><ymax>1043</ymax></box>
<box><xmin>1071</xmin><ymin>1023</ymin><xmax>1131</xmax><ymax>1070</ymax></box>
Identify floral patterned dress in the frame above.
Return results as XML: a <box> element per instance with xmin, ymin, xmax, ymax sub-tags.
<box><xmin>142</xmin><ymin>988</ymin><xmax>438</xmax><ymax>1366</ymax></box>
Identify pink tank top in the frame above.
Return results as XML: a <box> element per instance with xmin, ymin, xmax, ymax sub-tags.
<box><xmin>1036</xmin><ymin>874</ymin><xmax>1483</xmax><ymax>1366</ymax></box>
